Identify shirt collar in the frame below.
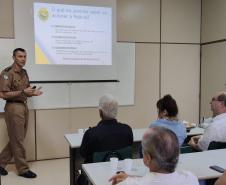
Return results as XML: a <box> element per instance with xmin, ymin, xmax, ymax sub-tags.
<box><xmin>213</xmin><ymin>113</ymin><xmax>226</xmax><ymax>121</ymax></box>
<box><xmin>12</xmin><ymin>64</ymin><xmax>23</xmax><ymax>73</ymax></box>
<box><xmin>98</xmin><ymin>118</ymin><xmax>117</xmax><ymax>125</ymax></box>
<box><xmin>144</xmin><ymin>171</ymin><xmax>177</xmax><ymax>179</ymax></box>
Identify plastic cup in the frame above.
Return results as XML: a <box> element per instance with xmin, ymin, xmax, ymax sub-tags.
<box><xmin>124</xmin><ymin>159</ymin><xmax>133</xmax><ymax>173</ymax></box>
<box><xmin>78</xmin><ymin>129</ymin><xmax>84</xmax><ymax>135</ymax></box>
<box><xmin>83</xmin><ymin>128</ymin><xmax>88</xmax><ymax>132</ymax></box>
<box><xmin>110</xmin><ymin>157</ymin><xmax>118</xmax><ymax>171</ymax></box>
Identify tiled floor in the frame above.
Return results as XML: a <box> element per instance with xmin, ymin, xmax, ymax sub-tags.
<box><xmin>1</xmin><ymin>158</ymin><xmax>69</xmax><ymax>185</ymax></box>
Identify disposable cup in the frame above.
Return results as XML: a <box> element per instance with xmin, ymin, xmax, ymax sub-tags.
<box><xmin>124</xmin><ymin>158</ymin><xmax>133</xmax><ymax>173</ymax></box>
<box><xmin>110</xmin><ymin>157</ymin><xmax>118</xmax><ymax>171</ymax></box>
<box><xmin>78</xmin><ymin>129</ymin><xmax>84</xmax><ymax>135</ymax></box>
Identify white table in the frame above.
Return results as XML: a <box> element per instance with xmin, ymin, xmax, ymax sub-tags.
<box><xmin>64</xmin><ymin>128</ymin><xmax>147</xmax><ymax>148</ymax></box>
<box><xmin>187</xmin><ymin>127</ymin><xmax>204</xmax><ymax>136</ymax></box>
<box><xmin>82</xmin><ymin>149</ymin><xmax>226</xmax><ymax>185</ymax></box>
<box><xmin>64</xmin><ymin>127</ymin><xmax>204</xmax><ymax>148</ymax></box>
<box><xmin>65</xmin><ymin>127</ymin><xmax>204</xmax><ymax>185</ymax></box>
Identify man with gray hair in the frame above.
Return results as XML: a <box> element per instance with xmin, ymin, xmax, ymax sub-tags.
<box><xmin>109</xmin><ymin>126</ymin><xmax>199</xmax><ymax>185</ymax></box>
<box><xmin>80</xmin><ymin>94</ymin><xmax>133</xmax><ymax>163</ymax></box>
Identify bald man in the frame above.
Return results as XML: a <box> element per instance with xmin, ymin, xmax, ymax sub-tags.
<box><xmin>109</xmin><ymin>126</ymin><xmax>198</xmax><ymax>185</ymax></box>
<box><xmin>189</xmin><ymin>92</ymin><xmax>226</xmax><ymax>151</ymax></box>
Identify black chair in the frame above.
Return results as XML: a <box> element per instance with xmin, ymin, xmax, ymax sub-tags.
<box><xmin>208</xmin><ymin>141</ymin><xmax>226</xmax><ymax>150</ymax></box>
<box><xmin>93</xmin><ymin>146</ymin><xmax>132</xmax><ymax>162</ymax></box>
<box><xmin>180</xmin><ymin>145</ymin><xmax>199</xmax><ymax>154</ymax></box>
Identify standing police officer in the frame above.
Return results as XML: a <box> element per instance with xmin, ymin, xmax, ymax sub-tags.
<box><xmin>0</xmin><ymin>48</ymin><xmax>42</xmax><ymax>178</ymax></box>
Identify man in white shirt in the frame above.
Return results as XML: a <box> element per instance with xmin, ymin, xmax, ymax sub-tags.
<box><xmin>109</xmin><ymin>126</ymin><xmax>199</xmax><ymax>185</ymax></box>
<box><xmin>189</xmin><ymin>92</ymin><xmax>226</xmax><ymax>151</ymax></box>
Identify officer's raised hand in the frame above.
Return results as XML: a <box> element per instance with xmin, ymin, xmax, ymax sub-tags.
<box><xmin>33</xmin><ymin>86</ymin><xmax>43</xmax><ymax>96</ymax></box>
<box><xmin>23</xmin><ymin>86</ymin><xmax>43</xmax><ymax>97</ymax></box>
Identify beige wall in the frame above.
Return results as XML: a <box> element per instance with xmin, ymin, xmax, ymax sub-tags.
<box><xmin>161</xmin><ymin>44</ymin><xmax>200</xmax><ymax>122</ymax></box>
<box><xmin>201</xmin><ymin>43</ymin><xmax>226</xmax><ymax>118</ymax></box>
<box><xmin>0</xmin><ymin>0</ymin><xmax>14</xmax><ymax>38</ymax></box>
<box><xmin>117</xmin><ymin>0</ymin><xmax>160</xmax><ymax>42</ymax></box>
<box><xmin>161</xmin><ymin>0</ymin><xmax>201</xmax><ymax>43</ymax></box>
<box><xmin>201</xmin><ymin>0</ymin><xmax>226</xmax><ymax>118</ymax></box>
<box><xmin>0</xmin><ymin>0</ymin><xmax>201</xmax><ymax>160</ymax></box>
<box><xmin>202</xmin><ymin>0</ymin><xmax>226</xmax><ymax>43</ymax></box>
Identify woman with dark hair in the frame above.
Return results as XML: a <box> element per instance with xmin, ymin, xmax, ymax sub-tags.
<box><xmin>150</xmin><ymin>94</ymin><xmax>186</xmax><ymax>146</ymax></box>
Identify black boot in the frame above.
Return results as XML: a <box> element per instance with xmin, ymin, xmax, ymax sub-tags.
<box><xmin>19</xmin><ymin>170</ymin><xmax>37</xmax><ymax>178</ymax></box>
<box><xmin>0</xmin><ymin>166</ymin><xmax>8</xmax><ymax>176</ymax></box>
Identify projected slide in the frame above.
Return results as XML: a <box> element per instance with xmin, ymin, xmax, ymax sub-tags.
<box><xmin>34</xmin><ymin>3</ymin><xmax>112</xmax><ymax>65</ymax></box>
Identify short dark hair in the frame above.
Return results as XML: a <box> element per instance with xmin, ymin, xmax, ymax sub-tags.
<box><xmin>142</xmin><ymin>126</ymin><xmax>179</xmax><ymax>173</ymax></box>
<box><xmin>157</xmin><ymin>94</ymin><xmax>178</xmax><ymax>117</ymax></box>
<box><xmin>217</xmin><ymin>93</ymin><xmax>226</xmax><ymax>107</ymax></box>
<box><xmin>13</xmin><ymin>48</ymin><xmax>26</xmax><ymax>57</ymax></box>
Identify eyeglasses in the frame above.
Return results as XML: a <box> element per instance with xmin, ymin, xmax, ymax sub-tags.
<box><xmin>211</xmin><ymin>97</ymin><xmax>224</xmax><ymax>102</ymax></box>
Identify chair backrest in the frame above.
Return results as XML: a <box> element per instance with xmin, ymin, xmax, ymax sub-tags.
<box><xmin>180</xmin><ymin>145</ymin><xmax>197</xmax><ymax>154</ymax></box>
<box><xmin>93</xmin><ymin>146</ymin><xmax>132</xmax><ymax>162</ymax></box>
<box><xmin>208</xmin><ymin>141</ymin><xmax>226</xmax><ymax>150</ymax></box>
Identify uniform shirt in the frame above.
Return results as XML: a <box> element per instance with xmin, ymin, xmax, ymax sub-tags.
<box><xmin>150</xmin><ymin>119</ymin><xmax>187</xmax><ymax>146</ymax></box>
<box><xmin>198</xmin><ymin>113</ymin><xmax>226</xmax><ymax>151</ymax></box>
<box><xmin>80</xmin><ymin>119</ymin><xmax>133</xmax><ymax>163</ymax></box>
<box><xmin>118</xmin><ymin>171</ymin><xmax>199</xmax><ymax>185</ymax></box>
<box><xmin>0</xmin><ymin>66</ymin><xmax>29</xmax><ymax>102</ymax></box>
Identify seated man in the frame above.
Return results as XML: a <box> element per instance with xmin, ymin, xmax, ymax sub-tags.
<box><xmin>80</xmin><ymin>94</ymin><xmax>133</xmax><ymax>163</ymax></box>
<box><xmin>189</xmin><ymin>92</ymin><xmax>226</xmax><ymax>151</ymax></box>
<box><xmin>109</xmin><ymin>126</ymin><xmax>199</xmax><ymax>185</ymax></box>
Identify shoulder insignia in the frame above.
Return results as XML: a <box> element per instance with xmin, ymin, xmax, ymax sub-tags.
<box><xmin>3</xmin><ymin>74</ymin><xmax>9</xmax><ymax>80</ymax></box>
<box><xmin>4</xmin><ymin>66</ymin><xmax>12</xmax><ymax>72</ymax></box>
<box><xmin>23</xmin><ymin>69</ymin><xmax>29</xmax><ymax>80</ymax></box>
<box><xmin>23</xmin><ymin>69</ymin><xmax>28</xmax><ymax>76</ymax></box>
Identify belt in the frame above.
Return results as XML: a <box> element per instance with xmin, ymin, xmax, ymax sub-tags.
<box><xmin>6</xmin><ymin>100</ymin><xmax>27</xmax><ymax>104</ymax></box>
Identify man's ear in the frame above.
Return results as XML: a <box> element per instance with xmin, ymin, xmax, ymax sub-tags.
<box><xmin>144</xmin><ymin>153</ymin><xmax>151</xmax><ymax>165</ymax></box>
<box><xmin>219</xmin><ymin>101</ymin><xmax>225</xmax><ymax>107</ymax></box>
<box><xmin>146</xmin><ymin>153</ymin><xmax>151</xmax><ymax>164</ymax></box>
<box><xmin>99</xmin><ymin>109</ymin><xmax>103</xmax><ymax>119</ymax></box>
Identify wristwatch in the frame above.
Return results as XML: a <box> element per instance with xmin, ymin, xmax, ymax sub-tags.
<box><xmin>21</xmin><ymin>89</ymin><xmax>27</xmax><ymax>97</ymax></box>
